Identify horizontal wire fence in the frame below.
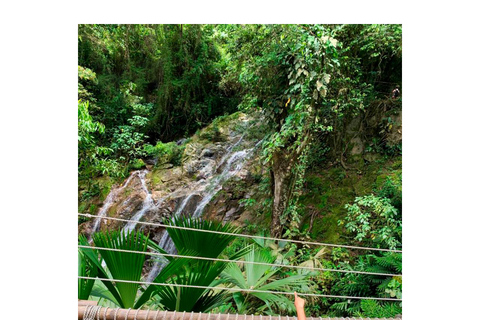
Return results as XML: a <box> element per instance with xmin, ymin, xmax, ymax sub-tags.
<box><xmin>78</xmin><ymin>276</ymin><xmax>402</xmax><ymax>302</ymax></box>
<box><xmin>79</xmin><ymin>213</ymin><xmax>403</xmax><ymax>303</ymax></box>
<box><xmin>78</xmin><ymin>213</ymin><xmax>402</xmax><ymax>253</ymax></box>
<box><xmin>78</xmin><ymin>245</ymin><xmax>401</xmax><ymax>277</ymax></box>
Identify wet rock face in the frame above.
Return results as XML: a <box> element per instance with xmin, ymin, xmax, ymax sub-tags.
<box><xmin>176</xmin><ymin>138</ymin><xmax>187</xmax><ymax>146</ymax></box>
<box><xmin>201</xmin><ymin>148</ymin><xmax>215</xmax><ymax>158</ymax></box>
<box><xmin>82</xmin><ymin>112</ymin><xmax>264</xmax><ymax>241</ymax></box>
<box><xmin>224</xmin><ymin>207</ymin><xmax>240</xmax><ymax>221</ymax></box>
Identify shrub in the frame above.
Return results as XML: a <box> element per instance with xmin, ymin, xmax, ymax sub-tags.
<box><xmin>342</xmin><ymin>195</ymin><xmax>401</xmax><ymax>250</ymax></box>
<box><xmin>143</xmin><ymin>141</ymin><xmax>184</xmax><ymax>166</ymax></box>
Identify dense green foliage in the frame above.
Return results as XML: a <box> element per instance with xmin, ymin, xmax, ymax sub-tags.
<box><xmin>344</xmin><ymin>195</ymin><xmax>401</xmax><ymax>250</ymax></box>
<box><xmin>78</xmin><ymin>24</ymin><xmax>238</xmax><ymax>141</ymax></box>
<box><xmin>78</xmin><ymin>24</ymin><xmax>240</xmax><ymax>187</ymax></box>
<box><xmin>78</xmin><ymin>24</ymin><xmax>402</xmax><ymax>317</ymax></box>
<box><xmin>211</xmin><ymin>24</ymin><xmax>401</xmax><ymax>238</ymax></box>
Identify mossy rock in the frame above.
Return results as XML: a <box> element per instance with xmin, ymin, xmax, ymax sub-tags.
<box><xmin>131</xmin><ymin>159</ymin><xmax>146</xmax><ymax>170</ymax></box>
<box><xmin>298</xmin><ymin>155</ymin><xmax>402</xmax><ymax>244</ymax></box>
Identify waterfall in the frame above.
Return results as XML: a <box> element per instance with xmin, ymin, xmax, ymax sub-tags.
<box><xmin>193</xmin><ymin>149</ymin><xmax>251</xmax><ymax>217</ymax></box>
<box><xmin>145</xmin><ymin>142</ymin><xmax>256</xmax><ymax>282</ymax></box>
<box><xmin>91</xmin><ymin>170</ymin><xmax>139</xmax><ymax>234</ymax></box>
<box><xmin>87</xmin><ymin>117</ymin><xmax>262</xmax><ymax>281</ymax></box>
<box><xmin>122</xmin><ymin>170</ymin><xmax>158</xmax><ymax>233</ymax></box>
<box><xmin>145</xmin><ymin>192</ymin><xmax>199</xmax><ymax>282</ymax></box>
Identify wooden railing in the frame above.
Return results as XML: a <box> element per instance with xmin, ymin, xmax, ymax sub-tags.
<box><xmin>78</xmin><ymin>300</ymin><xmax>401</xmax><ymax>320</ymax></box>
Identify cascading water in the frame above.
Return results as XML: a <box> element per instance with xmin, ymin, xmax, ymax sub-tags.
<box><xmin>88</xmin><ymin>114</ymin><xmax>263</xmax><ymax>281</ymax></box>
<box><xmin>122</xmin><ymin>170</ymin><xmax>158</xmax><ymax>233</ymax></box>
<box><xmin>145</xmin><ymin>139</ymin><xmax>258</xmax><ymax>282</ymax></box>
<box><xmin>144</xmin><ymin>193</ymin><xmax>193</xmax><ymax>282</ymax></box>
<box><xmin>91</xmin><ymin>171</ymin><xmax>139</xmax><ymax>235</ymax></box>
<box><xmin>193</xmin><ymin>149</ymin><xmax>251</xmax><ymax>217</ymax></box>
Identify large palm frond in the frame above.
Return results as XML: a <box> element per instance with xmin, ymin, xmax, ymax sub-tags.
<box><xmin>92</xmin><ymin>230</ymin><xmax>149</xmax><ymax>308</ymax></box>
<box><xmin>78</xmin><ymin>235</ymin><xmax>98</xmax><ymax>300</ymax></box>
<box><xmin>78</xmin><ymin>234</ymin><xmax>123</xmax><ymax>306</ymax></box>
<box><xmin>137</xmin><ymin>218</ymin><xmax>247</xmax><ymax>312</ymax></box>
<box><xmin>134</xmin><ymin>254</ymin><xmax>197</xmax><ymax>308</ymax></box>
<box><xmin>222</xmin><ymin>247</ymin><xmax>312</xmax><ymax>314</ymax></box>
<box><xmin>155</xmin><ymin>260</ymin><xmax>228</xmax><ymax>312</ymax></box>
<box><xmin>166</xmin><ymin>218</ymin><xmax>240</xmax><ymax>258</ymax></box>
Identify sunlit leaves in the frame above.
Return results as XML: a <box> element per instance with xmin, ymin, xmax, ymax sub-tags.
<box><xmin>78</xmin><ymin>66</ymin><xmax>98</xmax><ymax>84</ymax></box>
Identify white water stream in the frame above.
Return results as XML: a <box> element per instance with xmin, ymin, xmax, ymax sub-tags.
<box><xmin>89</xmin><ymin>125</ymin><xmax>262</xmax><ymax>281</ymax></box>
<box><xmin>91</xmin><ymin>171</ymin><xmax>140</xmax><ymax>235</ymax></box>
<box><xmin>122</xmin><ymin>170</ymin><xmax>158</xmax><ymax>234</ymax></box>
<box><xmin>145</xmin><ymin>136</ymin><xmax>257</xmax><ymax>282</ymax></box>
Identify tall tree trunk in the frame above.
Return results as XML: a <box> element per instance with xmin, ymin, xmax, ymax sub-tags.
<box><xmin>270</xmin><ymin>132</ymin><xmax>311</xmax><ymax>238</ymax></box>
<box><xmin>270</xmin><ymin>149</ymin><xmax>295</xmax><ymax>238</ymax></box>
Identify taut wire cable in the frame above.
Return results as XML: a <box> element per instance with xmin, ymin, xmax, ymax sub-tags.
<box><xmin>77</xmin><ymin>245</ymin><xmax>401</xmax><ymax>277</ymax></box>
<box><xmin>78</xmin><ymin>213</ymin><xmax>402</xmax><ymax>253</ymax></box>
<box><xmin>78</xmin><ymin>276</ymin><xmax>402</xmax><ymax>302</ymax></box>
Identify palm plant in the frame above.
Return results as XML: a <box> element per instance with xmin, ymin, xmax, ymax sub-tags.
<box><xmin>79</xmin><ymin>230</ymin><xmax>153</xmax><ymax>308</ymax></box>
<box><xmin>78</xmin><ymin>235</ymin><xmax>98</xmax><ymax>300</ymax></box>
<box><xmin>79</xmin><ymin>218</ymin><xmax>250</xmax><ymax>311</ymax></box>
<box><xmin>253</xmin><ymin>235</ymin><xmax>295</xmax><ymax>266</ymax></box>
<box><xmin>135</xmin><ymin>218</ymin><xmax>250</xmax><ymax>312</ymax></box>
<box><xmin>221</xmin><ymin>247</ymin><xmax>312</xmax><ymax>314</ymax></box>
<box><xmin>297</xmin><ymin>247</ymin><xmax>327</xmax><ymax>271</ymax></box>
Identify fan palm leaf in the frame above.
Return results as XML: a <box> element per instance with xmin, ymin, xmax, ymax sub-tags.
<box><xmin>78</xmin><ymin>234</ymin><xmax>124</xmax><ymax>306</ymax></box>
<box><xmin>165</xmin><ymin>218</ymin><xmax>240</xmax><ymax>258</ymax></box>
<box><xmin>155</xmin><ymin>260</ymin><xmax>228</xmax><ymax>312</ymax></box>
<box><xmin>92</xmin><ymin>230</ymin><xmax>149</xmax><ymax>308</ymax></box>
<box><xmin>222</xmin><ymin>247</ymin><xmax>312</xmax><ymax>314</ymax></box>
<box><xmin>136</xmin><ymin>218</ymin><xmax>248</xmax><ymax>312</ymax></box>
<box><xmin>134</xmin><ymin>254</ymin><xmax>196</xmax><ymax>308</ymax></box>
<box><xmin>78</xmin><ymin>235</ymin><xmax>98</xmax><ymax>300</ymax></box>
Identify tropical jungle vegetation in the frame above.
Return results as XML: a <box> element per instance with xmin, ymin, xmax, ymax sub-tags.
<box><xmin>78</xmin><ymin>24</ymin><xmax>402</xmax><ymax>318</ymax></box>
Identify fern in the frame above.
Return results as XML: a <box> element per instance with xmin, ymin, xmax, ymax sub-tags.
<box><xmin>327</xmin><ymin>252</ymin><xmax>402</xmax><ymax>316</ymax></box>
<box><xmin>356</xmin><ymin>299</ymin><xmax>402</xmax><ymax>318</ymax></box>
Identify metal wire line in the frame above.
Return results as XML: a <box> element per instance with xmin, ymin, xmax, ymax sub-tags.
<box><xmin>78</xmin><ymin>276</ymin><xmax>402</xmax><ymax>302</ymax></box>
<box><xmin>78</xmin><ymin>213</ymin><xmax>402</xmax><ymax>253</ymax></box>
<box><xmin>78</xmin><ymin>245</ymin><xmax>401</xmax><ymax>277</ymax></box>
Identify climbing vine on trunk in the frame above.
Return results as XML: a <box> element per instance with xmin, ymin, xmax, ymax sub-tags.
<box><xmin>222</xmin><ymin>24</ymin><xmax>338</xmax><ymax>237</ymax></box>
